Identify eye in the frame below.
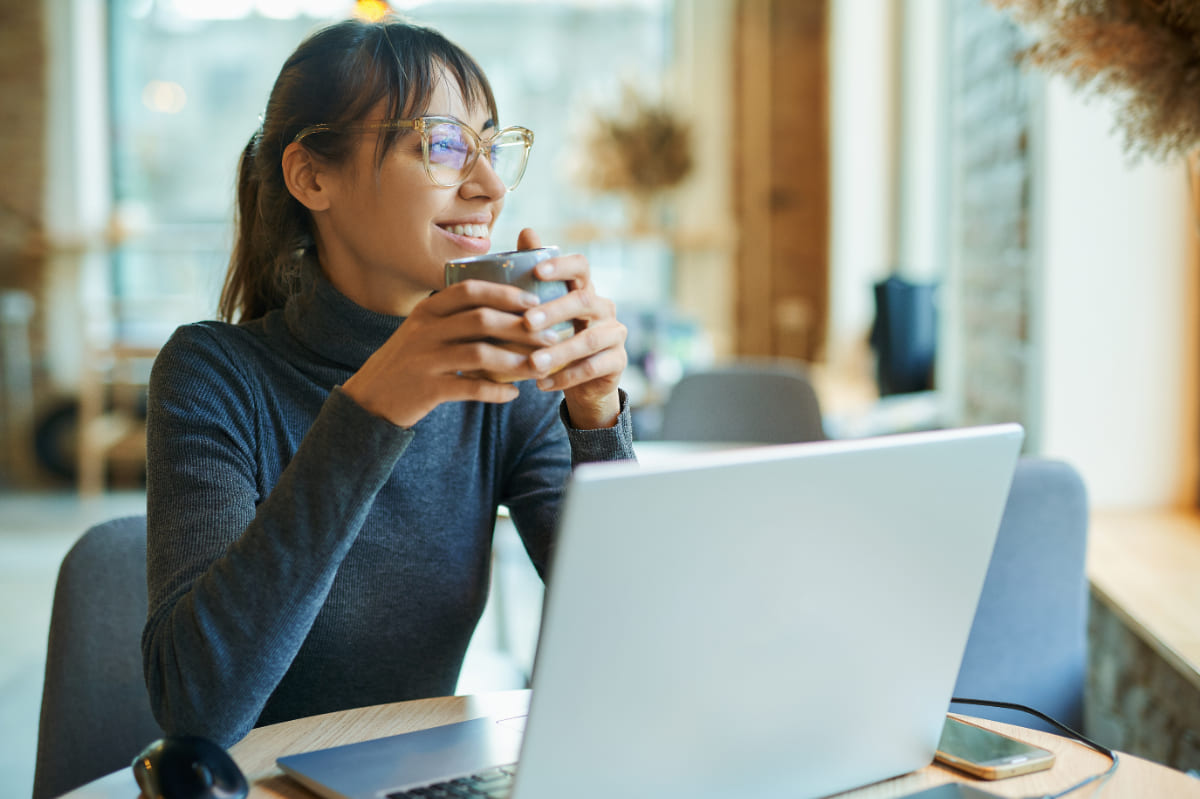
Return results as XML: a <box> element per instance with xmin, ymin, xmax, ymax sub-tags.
<box><xmin>428</xmin><ymin>123</ymin><xmax>472</xmax><ymax>168</ymax></box>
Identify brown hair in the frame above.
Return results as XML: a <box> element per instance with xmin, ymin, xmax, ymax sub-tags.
<box><xmin>219</xmin><ymin>19</ymin><xmax>498</xmax><ymax>322</ymax></box>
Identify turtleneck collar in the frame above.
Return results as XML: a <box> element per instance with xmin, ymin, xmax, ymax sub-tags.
<box><xmin>282</xmin><ymin>260</ymin><xmax>406</xmax><ymax>370</ymax></box>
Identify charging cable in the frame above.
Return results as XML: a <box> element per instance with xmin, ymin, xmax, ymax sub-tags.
<box><xmin>949</xmin><ymin>697</ymin><xmax>1119</xmax><ymax>798</ymax></box>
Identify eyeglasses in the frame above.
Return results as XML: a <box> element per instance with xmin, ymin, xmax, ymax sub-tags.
<box><xmin>292</xmin><ymin>115</ymin><xmax>534</xmax><ymax>190</ymax></box>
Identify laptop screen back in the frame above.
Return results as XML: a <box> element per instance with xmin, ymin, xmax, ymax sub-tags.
<box><xmin>513</xmin><ymin>424</ymin><xmax>1023</xmax><ymax>799</ymax></box>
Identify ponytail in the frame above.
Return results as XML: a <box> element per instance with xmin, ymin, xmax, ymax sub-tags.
<box><xmin>219</xmin><ymin>131</ymin><xmax>309</xmax><ymax>323</ymax></box>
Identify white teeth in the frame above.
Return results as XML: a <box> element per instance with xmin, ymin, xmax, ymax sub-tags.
<box><xmin>446</xmin><ymin>223</ymin><xmax>488</xmax><ymax>239</ymax></box>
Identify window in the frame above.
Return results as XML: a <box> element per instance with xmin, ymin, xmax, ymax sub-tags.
<box><xmin>106</xmin><ymin>0</ymin><xmax>676</xmax><ymax>330</ymax></box>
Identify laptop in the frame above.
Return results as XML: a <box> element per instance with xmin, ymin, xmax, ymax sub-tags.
<box><xmin>278</xmin><ymin>423</ymin><xmax>1024</xmax><ymax>799</ymax></box>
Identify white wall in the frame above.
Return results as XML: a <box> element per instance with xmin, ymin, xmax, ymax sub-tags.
<box><xmin>42</xmin><ymin>0</ymin><xmax>112</xmax><ymax>390</ymax></box>
<box><xmin>1037</xmin><ymin>78</ymin><xmax>1199</xmax><ymax>510</ymax></box>
<box><xmin>827</xmin><ymin>0</ymin><xmax>898</xmax><ymax>367</ymax></box>
<box><xmin>43</xmin><ymin>0</ymin><xmax>109</xmax><ymax>242</ymax></box>
<box><xmin>895</xmin><ymin>0</ymin><xmax>948</xmax><ymax>283</ymax></box>
<box><xmin>671</xmin><ymin>0</ymin><xmax>736</xmax><ymax>359</ymax></box>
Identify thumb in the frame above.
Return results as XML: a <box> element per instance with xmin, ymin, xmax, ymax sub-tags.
<box><xmin>517</xmin><ymin>227</ymin><xmax>543</xmax><ymax>251</ymax></box>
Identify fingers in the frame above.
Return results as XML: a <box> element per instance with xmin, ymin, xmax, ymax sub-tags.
<box><xmin>413</xmin><ymin>244</ymin><xmax>625</xmax><ymax>396</ymax></box>
<box><xmin>443</xmin><ymin>305</ymin><xmax>559</xmax><ymax>348</ymax></box>
<box><xmin>531</xmin><ymin>251</ymin><xmax>589</xmax><ymax>288</ymax></box>
<box><xmin>410</xmin><ymin>280</ymin><xmax>566</xmax><ymax>384</ymax></box>
<box><xmin>539</xmin><ymin>346</ymin><xmax>627</xmax><ymax>393</ymax></box>
<box><xmin>444</xmin><ymin>374</ymin><xmax>523</xmax><ymax>403</ymax></box>
<box><xmin>411</xmin><ymin>371</ymin><xmax>522</xmax><ymax>409</ymax></box>
<box><xmin>509</xmin><ymin>249</ymin><xmax>623</xmax><ymax>393</ymax></box>
<box><xmin>348</xmin><ymin>279</ymin><xmax>557</xmax><ymax>426</ymax></box>
<box><xmin>341</xmin><ymin>338</ymin><xmax>524</xmax><ymax>427</ymax></box>
<box><xmin>523</xmin><ymin>281</ymin><xmax>614</xmax><ymax>333</ymax></box>
<box><xmin>524</xmin><ymin>318</ymin><xmax>628</xmax><ymax>390</ymax></box>
<box><xmin>422</xmin><ymin>279</ymin><xmax>540</xmax><ymax>317</ymax></box>
<box><xmin>517</xmin><ymin>227</ymin><xmax>543</xmax><ymax>251</ymax></box>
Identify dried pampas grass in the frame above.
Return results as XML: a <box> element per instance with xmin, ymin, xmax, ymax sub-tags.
<box><xmin>579</xmin><ymin>88</ymin><xmax>694</xmax><ymax>195</ymax></box>
<box><xmin>991</xmin><ymin>0</ymin><xmax>1200</xmax><ymax>160</ymax></box>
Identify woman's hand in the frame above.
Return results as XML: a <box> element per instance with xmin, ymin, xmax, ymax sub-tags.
<box><xmin>516</xmin><ymin>228</ymin><xmax>628</xmax><ymax>429</ymax></box>
<box><xmin>341</xmin><ymin>280</ymin><xmax>558</xmax><ymax>428</ymax></box>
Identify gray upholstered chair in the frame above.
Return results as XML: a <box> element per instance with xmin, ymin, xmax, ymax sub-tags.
<box><xmin>33</xmin><ymin>515</ymin><xmax>161</xmax><ymax>799</ymax></box>
<box><xmin>953</xmin><ymin>458</ymin><xmax>1089</xmax><ymax>732</ymax></box>
<box><xmin>659</xmin><ymin>359</ymin><xmax>826</xmax><ymax>443</ymax></box>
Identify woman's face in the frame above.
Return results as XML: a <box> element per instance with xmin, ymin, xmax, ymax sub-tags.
<box><xmin>311</xmin><ymin>70</ymin><xmax>507</xmax><ymax>316</ymax></box>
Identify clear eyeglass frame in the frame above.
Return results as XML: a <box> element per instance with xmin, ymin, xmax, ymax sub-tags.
<box><xmin>292</xmin><ymin>115</ymin><xmax>535</xmax><ymax>190</ymax></box>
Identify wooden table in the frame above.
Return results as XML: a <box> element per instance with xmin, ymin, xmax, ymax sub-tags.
<box><xmin>64</xmin><ymin>690</ymin><xmax>1199</xmax><ymax>798</ymax></box>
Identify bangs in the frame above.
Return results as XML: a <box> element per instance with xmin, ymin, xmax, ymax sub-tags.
<box><xmin>281</xmin><ymin>20</ymin><xmax>498</xmax><ymax>166</ymax></box>
<box><xmin>349</xmin><ymin>24</ymin><xmax>498</xmax><ymax>164</ymax></box>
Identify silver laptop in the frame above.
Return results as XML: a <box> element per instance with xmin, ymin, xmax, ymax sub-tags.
<box><xmin>278</xmin><ymin>423</ymin><xmax>1024</xmax><ymax>799</ymax></box>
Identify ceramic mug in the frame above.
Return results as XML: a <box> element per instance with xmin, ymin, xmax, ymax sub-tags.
<box><xmin>445</xmin><ymin>246</ymin><xmax>574</xmax><ymax>381</ymax></box>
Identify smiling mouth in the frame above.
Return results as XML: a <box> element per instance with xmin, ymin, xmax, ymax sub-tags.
<box><xmin>440</xmin><ymin>223</ymin><xmax>489</xmax><ymax>239</ymax></box>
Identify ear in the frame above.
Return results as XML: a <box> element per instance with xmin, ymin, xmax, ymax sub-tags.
<box><xmin>282</xmin><ymin>141</ymin><xmax>333</xmax><ymax>211</ymax></box>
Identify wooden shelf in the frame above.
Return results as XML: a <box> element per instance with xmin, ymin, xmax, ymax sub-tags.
<box><xmin>1088</xmin><ymin>508</ymin><xmax>1200</xmax><ymax>692</ymax></box>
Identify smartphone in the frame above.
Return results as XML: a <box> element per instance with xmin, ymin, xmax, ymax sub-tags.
<box><xmin>934</xmin><ymin>716</ymin><xmax>1056</xmax><ymax>779</ymax></box>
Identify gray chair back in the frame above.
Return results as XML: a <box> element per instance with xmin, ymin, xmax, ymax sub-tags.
<box><xmin>33</xmin><ymin>515</ymin><xmax>161</xmax><ymax>799</ymax></box>
<box><xmin>953</xmin><ymin>458</ymin><xmax>1089</xmax><ymax>732</ymax></box>
<box><xmin>660</xmin><ymin>360</ymin><xmax>826</xmax><ymax>443</ymax></box>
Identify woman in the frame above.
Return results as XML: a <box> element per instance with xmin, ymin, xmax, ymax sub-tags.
<box><xmin>142</xmin><ymin>18</ymin><xmax>633</xmax><ymax>747</ymax></box>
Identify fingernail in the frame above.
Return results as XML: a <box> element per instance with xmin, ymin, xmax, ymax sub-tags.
<box><xmin>539</xmin><ymin>329</ymin><xmax>560</xmax><ymax>344</ymax></box>
<box><xmin>526</xmin><ymin>309</ymin><xmax>546</xmax><ymax>327</ymax></box>
<box><xmin>520</xmin><ymin>292</ymin><xmax>540</xmax><ymax>306</ymax></box>
<box><xmin>536</xmin><ymin>263</ymin><xmax>555</xmax><ymax>278</ymax></box>
<box><xmin>532</xmin><ymin>351</ymin><xmax>552</xmax><ymax>370</ymax></box>
<box><xmin>537</xmin><ymin>377</ymin><xmax>555</xmax><ymax>390</ymax></box>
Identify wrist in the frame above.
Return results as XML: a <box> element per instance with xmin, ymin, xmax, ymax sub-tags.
<box><xmin>564</xmin><ymin>391</ymin><xmax>621</xmax><ymax>430</ymax></box>
<box><xmin>342</xmin><ymin>373</ymin><xmax>419</xmax><ymax>429</ymax></box>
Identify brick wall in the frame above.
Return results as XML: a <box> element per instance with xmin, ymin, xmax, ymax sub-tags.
<box><xmin>949</xmin><ymin>0</ymin><xmax>1034</xmax><ymax>434</ymax></box>
<box><xmin>1088</xmin><ymin>593</ymin><xmax>1200</xmax><ymax>772</ymax></box>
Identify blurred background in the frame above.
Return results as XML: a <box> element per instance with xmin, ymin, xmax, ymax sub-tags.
<box><xmin>2</xmin><ymin>0</ymin><xmax>1198</xmax><ymax>795</ymax></box>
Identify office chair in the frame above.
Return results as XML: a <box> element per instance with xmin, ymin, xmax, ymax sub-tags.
<box><xmin>659</xmin><ymin>359</ymin><xmax>826</xmax><ymax>443</ymax></box>
<box><xmin>953</xmin><ymin>458</ymin><xmax>1089</xmax><ymax>733</ymax></box>
<box><xmin>33</xmin><ymin>514</ymin><xmax>162</xmax><ymax>799</ymax></box>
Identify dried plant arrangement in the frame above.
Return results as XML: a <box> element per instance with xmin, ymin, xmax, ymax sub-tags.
<box><xmin>990</xmin><ymin>0</ymin><xmax>1200</xmax><ymax>161</ymax></box>
<box><xmin>579</xmin><ymin>87</ymin><xmax>694</xmax><ymax>196</ymax></box>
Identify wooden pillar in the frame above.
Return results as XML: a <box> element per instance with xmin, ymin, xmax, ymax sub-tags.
<box><xmin>0</xmin><ymin>0</ymin><xmax>47</xmax><ymax>486</ymax></box>
<box><xmin>0</xmin><ymin>0</ymin><xmax>47</xmax><ymax>290</ymax></box>
<box><xmin>733</xmin><ymin>0</ymin><xmax>830</xmax><ymax>361</ymax></box>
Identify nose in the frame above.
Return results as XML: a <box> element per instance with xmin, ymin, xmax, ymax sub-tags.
<box><xmin>459</xmin><ymin>149</ymin><xmax>507</xmax><ymax>199</ymax></box>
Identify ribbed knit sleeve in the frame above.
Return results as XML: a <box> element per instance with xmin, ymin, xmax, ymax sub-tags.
<box><xmin>561</xmin><ymin>389</ymin><xmax>636</xmax><ymax>467</ymax></box>
<box><xmin>142</xmin><ymin>325</ymin><xmax>412</xmax><ymax>745</ymax></box>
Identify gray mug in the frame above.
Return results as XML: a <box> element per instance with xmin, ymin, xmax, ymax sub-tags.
<box><xmin>445</xmin><ymin>246</ymin><xmax>574</xmax><ymax>381</ymax></box>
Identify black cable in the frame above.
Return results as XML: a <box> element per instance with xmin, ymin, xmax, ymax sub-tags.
<box><xmin>949</xmin><ymin>697</ymin><xmax>1119</xmax><ymax>799</ymax></box>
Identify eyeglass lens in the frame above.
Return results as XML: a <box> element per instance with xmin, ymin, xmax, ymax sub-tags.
<box><xmin>427</xmin><ymin>121</ymin><xmax>528</xmax><ymax>187</ymax></box>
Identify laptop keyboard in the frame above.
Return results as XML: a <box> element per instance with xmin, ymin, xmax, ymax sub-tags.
<box><xmin>385</xmin><ymin>765</ymin><xmax>517</xmax><ymax>798</ymax></box>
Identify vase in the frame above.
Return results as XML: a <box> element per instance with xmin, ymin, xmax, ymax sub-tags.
<box><xmin>625</xmin><ymin>191</ymin><xmax>666</xmax><ymax>237</ymax></box>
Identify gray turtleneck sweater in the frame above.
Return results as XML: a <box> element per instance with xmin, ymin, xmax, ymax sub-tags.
<box><xmin>141</xmin><ymin>269</ymin><xmax>635</xmax><ymax>747</ymax></box>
